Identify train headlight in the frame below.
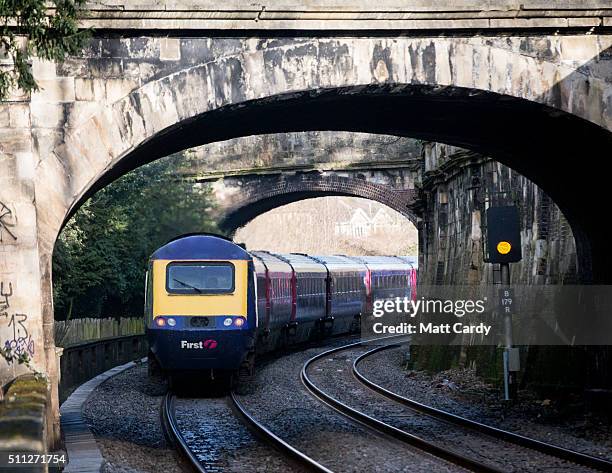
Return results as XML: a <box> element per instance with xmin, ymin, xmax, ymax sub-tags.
<box><xmin>234</xmin><ymin>317</ymin><xmax>245</xmax><ymax>327</ymax></box>
<box><xmin>155</xmin><ymin>317</ymin><xmax>166</xmax><ymax>327</ymax></box>
<box><xmin>167</xmin><ymin>317</ymin><xmax>176</xmax><ymax>327</ymax></box>
<box><xmin>223</xmin><ymin>317</ymin><xmax>233</xmax><ymax>327</ymax></box>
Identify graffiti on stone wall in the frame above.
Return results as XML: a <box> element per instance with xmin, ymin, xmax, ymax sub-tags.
<box><xmin>0</xmin><ymin>201</ymin><xmax>17</xmax><ymax>242</ymax></box>
<box><xmin>0</xmin><ymin>281</ymin><xmax>33</xmax><ymax>364</ymax></box>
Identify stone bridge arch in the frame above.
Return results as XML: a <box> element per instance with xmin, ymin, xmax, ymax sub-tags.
<box><xmin>4</xmin><ymin>34</ymin><xmax>612</xmax><ymax>423</ymax></box>
<box><xmin>34</xmin><ymin>36</ymin><xmax>612</xmax><ymax>280</ymax></box>
<box><xmin>209</xmin><ymin>171</ymin><xmax>418</xmax><ymax>232</ymax></box>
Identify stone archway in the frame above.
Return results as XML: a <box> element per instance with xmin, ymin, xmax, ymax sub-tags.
<box><xmin>3</xmin><ymin>35</ymin><xmax>612</xmax><ymax>436</ymax></box>
<box><xmin>34</xmin><ymin>36</ymin><xmax>612</xmax><ymax>253</ymax></box>
<box><xmin>213</xmin><ymin>172</ymin><xmax>418</xmax><ymax>232</ymax></box>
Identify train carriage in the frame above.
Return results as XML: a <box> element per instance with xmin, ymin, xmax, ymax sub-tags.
<box><xmin>349</xmin><ymin>256</ymin><xmax>417</xmax><ymax>316</ymax></box>
<box><xmin>273</xmin><ymin>253</ymin><xmax>327</xmax><ymax>340</ymax></box>
<box><xmin>397</xmin><ymin>256</ymin><xmax>418</xmax><ymax>297</ymax></box>
<box><xmin>309</xmin><ymin>255</ymin><xmax>367</xmax><ymax>335</ymax></box>
<box><xmin>251</xmin><ymin>251</ymin><xmax>294</xmax><ymax>351</ymax></box>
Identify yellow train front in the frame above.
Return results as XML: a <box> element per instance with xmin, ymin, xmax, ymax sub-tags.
<box><xmin>144</xmin><ymin>234</ymin><xmax>257</xmax><ymax>378</ymax></box>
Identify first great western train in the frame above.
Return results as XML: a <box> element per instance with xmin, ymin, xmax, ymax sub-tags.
<box><xmin>144</xmin><ymin>233</ymin><xmax>416</xmax><ymax>383</ymax></box>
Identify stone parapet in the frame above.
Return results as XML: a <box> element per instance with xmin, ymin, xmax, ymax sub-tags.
<box><xmin>79</xmin><ymin>1</ymin><xmax>612</xmax><ymax>31</ymax></box>
<box><xmin>0</xmin><ymin>374</ymin><xmax>49</xmax><ymax>473</ymax></box>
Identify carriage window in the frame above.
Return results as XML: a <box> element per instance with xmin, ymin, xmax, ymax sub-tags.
<box><xmin>166</xmin><ymin>262</ymin><xmax>235</xmax><ymax>294</ymax></box>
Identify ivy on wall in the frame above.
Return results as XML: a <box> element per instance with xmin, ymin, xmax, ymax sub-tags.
<box><xmin>0</xmin><ymin>0</ymin><xmax>87</xmax><ymax>100</ymax></box>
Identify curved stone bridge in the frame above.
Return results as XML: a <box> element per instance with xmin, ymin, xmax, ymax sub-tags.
<box><xmin>203</xmin><ymin>166</ymin><xmax>419</xmax><ymax>231</ymax></box>
<box><xmin>177</xmin><ymin>131</ymin><xmax>420</xmax><ymax>230</ymax></box>
<box><xmin>1</xmin><ymin>13</ymin><xmax>612</xmax><ymax>443</ymax></box>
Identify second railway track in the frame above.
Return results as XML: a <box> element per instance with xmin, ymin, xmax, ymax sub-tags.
<box><xmin>161</xmin><ymin>392</ymin><xmax>206</xmax><ymax>473</ymax></box>
<box><xmin>162</xmin><ymin>336</ymin><xmax>462</xmax><ymax>472</ymax></box>
<box><xmin>302</xmin><ymin>339</ymin><xmax>612</xmax><ymax>473</ymax></box>
<box><xmin>353</xmin><ymin>344</ymin><xmax>612</xmax><ymax>472</ymax></box>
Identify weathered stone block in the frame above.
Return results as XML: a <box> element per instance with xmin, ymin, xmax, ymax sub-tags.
<box><xmin>0</xmin><ymin>129</ymin><xmax>32</xmax><ymax>154</ymax></box>
<box><xmin>0</xmin><ymin>106</ymin><xmax>10</xmax><ymax>127</ymax></box>
<box><xmin>31</xmin><ymin>78</ymin><xmax>76</xmax><ymax>103</ymax></box>
<box><xmin>560</xmin><ymin>35</ymin><xmax>600</xmax><ymax>64</ymax></box>
<box><xmin>74</xmin><ymin>78</ymin><xmax>105</xmax><ymax>102</ymax></box>
<box><xmin>0</xmin><ymin>374</ymin><xmax>48</xmax><ymax>455</ymax></box>
<box><xmin>32</xmin><ymin>129</ymin><xmax>64</xmax><ymax>160</ymax></box>
<box><xmin>31</xmin><ymin>59</ymin><xmax>57</xmax><ymax>80</ymax></box>
<box><xmin>159</xmin><ymin>38</ymin><xmax>181</xmax><ymax>61</ymax></box>
<box><xmin>30</xmin><ymin>103</ymin><xmax>66</xmax><ymax>129</ymax></box>
<box><xmin>14</xmin><ymin>152</ymin><xmax>35</xmax><ymax>182</ymax></box>
<box><xmin>8</xmin><ymin>104</ymin><xmax>31</xmax><ymax>128</ymax></box>
<box><xmin>64</xmin><ymin>101</ymin><xmax>100</xmax><ymax>128</ymax></box>
<box><xmin>104</xmin><ymin>78</ymin><xmax>139</xmax><ymax>103</ymax></box>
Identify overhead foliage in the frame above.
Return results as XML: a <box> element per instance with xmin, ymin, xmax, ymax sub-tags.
<box><xmin>52</xmin><ymin>155</ymin><xmax>220</xmax><ymax>320</ymax></box>
<box><xmin>0</xmin><ymin>0</ymin><xmax>87</xmax><ymax>100</ymax></box>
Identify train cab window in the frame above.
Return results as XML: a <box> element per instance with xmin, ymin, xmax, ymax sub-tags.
<box><xmin>166</xmin><ymin>262</ymin><xmax>235</xmax><ymax>294</ymax></box>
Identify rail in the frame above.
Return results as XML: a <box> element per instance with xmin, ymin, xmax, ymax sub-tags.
<box><xmin>301</xmin><ymin>340</ymin><xmax>504</xmax><ymax>473</ymax></box>
<box><xmin>353</xmin><ymin>344</ymin><xmax>612</xmax><ymax>472</ymax></box>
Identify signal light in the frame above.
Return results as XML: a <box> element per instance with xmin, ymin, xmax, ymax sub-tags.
<box><xmin>155</xmin><ymin>317</ymin><xmax>166</xmax><ymax>327</ymax></box>
<box><xmin>496</xmin><ymin>241</ymin><xmax>511</xmax><ymax>255</ymax></box>
<box><xmin>234</xmin><ymin>317</ymin><xmax>245</xmax><ymax>327</ymax></box>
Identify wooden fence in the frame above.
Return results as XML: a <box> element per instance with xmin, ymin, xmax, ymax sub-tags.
<box><xmin>54</xmin><ymin>317</ymin><xmax>144</xmax><ymax>348</ymax></box>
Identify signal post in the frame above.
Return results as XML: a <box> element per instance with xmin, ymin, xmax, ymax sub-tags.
<box><xmin>486</xmin><ymin>206</ymin><xmax>522</xmax><ymax>401</ymax></box>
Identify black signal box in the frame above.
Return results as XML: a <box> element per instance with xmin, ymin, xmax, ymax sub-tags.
<box><xmin>486</xmin><ymin>206</ymin><xmax>522</xmax><ymax>264</ymax></box>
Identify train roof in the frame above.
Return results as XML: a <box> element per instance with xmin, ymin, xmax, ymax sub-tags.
<box><xmin>348</xmin><ymin>255</ymin><xmax>417</xmax><ymax>271</ymax></box>
<box><xmin>251</xmin><ymin>251</ymin><xmax>293</xmax><ymax>274</ymax></box>
<box><xmin>397</xmin><ymin>256</ymin><xmax>418</xmax><ymax>268</ymax></box>
<box><xmin>150</xmin><ymin>234</ymin><xmax>251</xmax><ymax>261</ymax></box>
<box><xmin>277</xmin><ymin>253</ymin><xmax>327</xmax><ymax>273</ymax></box>
<box><xmin>309</xmin><ymin>255</ymin><xmax>367</xmax><ymax>272</ymax></box>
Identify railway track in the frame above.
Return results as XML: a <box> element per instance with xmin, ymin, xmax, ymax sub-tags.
<box><xmin>161</xmin><ymin>390</ymin><xmax>330</xmax><ymax>472</ymax></box>
<box><xmin>161</xmin><ymin>337</ymin><xmax>612</xmax><ymax>472</ymax></box>
<box><xmin>230</xmin><ymin>391</ymin><xmax>332</xmax><ymax>472</ymax></box>
<box><xmin>160</xmin><ymin>336</ymin><xmax>456</xmax><ymax>472</ymax></box>
<box><xmin>302</xmin><ymin>339</ymin><xmax>612</xmax><ymax>473</ymax></box>
<box><xmin>161</xmin><ymin>392</ymin><xmax>207</xmax><ymax>473</ymax></box>
<box><xmin>353</xmin><ymin>344</ymin><xmax>612</xmax><ymax>472</ymax></box>
<box><xmin>301</xmin><ymin>340</ymin><xmax>502</xmax><ymax>473</ymax></box>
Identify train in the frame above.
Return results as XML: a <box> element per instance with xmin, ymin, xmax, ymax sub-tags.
<box><xmin>144</xmin><ymin>233</ymin><xmax>417</xmax><ymax>384</ymax></box>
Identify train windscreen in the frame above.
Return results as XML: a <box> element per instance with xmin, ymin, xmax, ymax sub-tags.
<box><xmin>166</xmin><ymin>262</ymin><xmax>235</xmax><ymax>294</ymax></box>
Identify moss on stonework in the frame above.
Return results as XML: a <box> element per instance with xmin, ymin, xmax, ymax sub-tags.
<box><xmin>409</xmin><ymin>345</ymin><xmax>505</xmax><ymax>387</ymax></box>
<box><xmin>410</xmin><ymin>345</ymin><xmax>462</xmax><ymax>372</ymax></box>
<box><xmin>0</xmin><ymin>374</ymin><xmax>48</xmax><ymax>450</ymax></box>
<box><xmin>0</xmin><ymin>418</ymin><xmax>45</xmax><ymax>449</ymax></box>
<box><xmin>6</xmin><ymin>374</ymin><xmax>47</xmax><ymax>395</ymax></box>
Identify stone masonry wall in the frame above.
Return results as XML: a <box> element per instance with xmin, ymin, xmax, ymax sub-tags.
<box><xmin>415</xmin><ymin>143</ymin><xmax>582</xmax><ymax>391</ymax></box>
<box><xmin>418</xmin><ymin>142</ymin><xmax>577</xmax><ymax>287</ymax></box>
<box><xmin>0</xmin><ymin>374</ymin><xmax>50</xmax><ymax>473</ymax></box>
<box><xmin>1</xmin><ymin>29</ymin><xmax>612</xmax><ymax>442</ymax></box>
